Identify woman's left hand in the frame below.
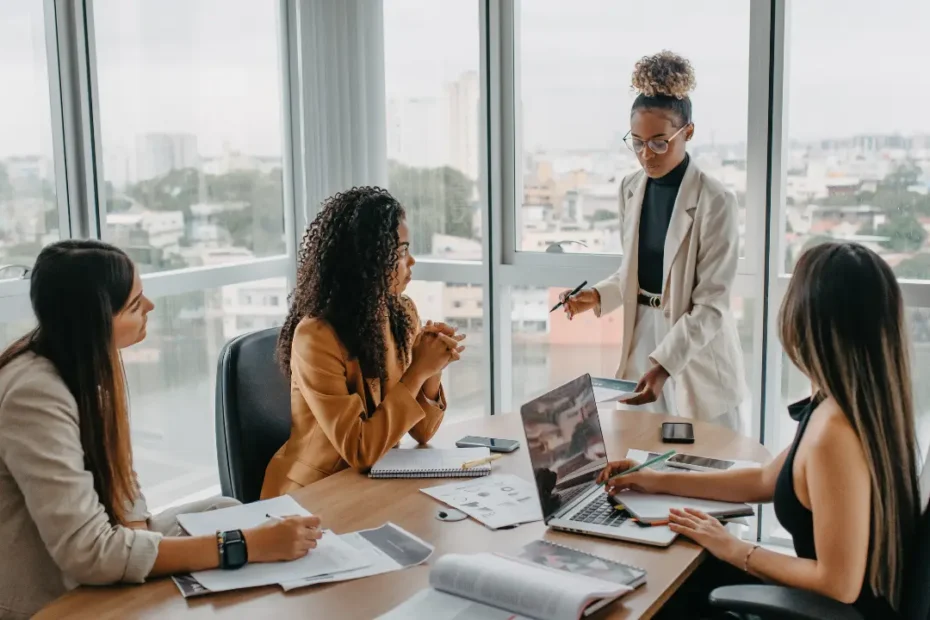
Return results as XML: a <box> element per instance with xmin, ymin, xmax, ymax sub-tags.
<box><xmin>421</xmin><ymin>320</ymin><xmax>457</xmax><ymax>337</ymax></box>
<box><xmin>668</xmin><ymin>508</ymin><xmax>747</xmax><ymax>565</ymax></box>
<box><xmin>620</xmin><ymin>363</ymin><xmax>669</xmax><ymax>405</ymax></box>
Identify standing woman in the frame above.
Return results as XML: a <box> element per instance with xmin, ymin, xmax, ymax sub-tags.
<box><xmin>563</xmin><ymin>51</ymin><xmax>746</xmax><ymax>429</ymax></box>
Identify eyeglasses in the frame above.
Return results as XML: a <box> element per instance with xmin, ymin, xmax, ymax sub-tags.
<box><xmin>623</xmin><ymin>124</ymin><xmax>691</xmax><ymax>155</ymax></box>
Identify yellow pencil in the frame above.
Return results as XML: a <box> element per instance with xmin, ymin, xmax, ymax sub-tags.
<box><xmin>460</xmin><ymin>453</ymin><xmax>503</xmax><ymax>470</ymax></box>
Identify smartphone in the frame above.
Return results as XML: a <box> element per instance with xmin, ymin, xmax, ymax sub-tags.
<box><xmin>661</xmin><ymin>422</ymin><xmax>695</xmax><ymax>444</ymax></box>
<box><xmin>455</xmin><ymin>436</ymin><xmax>520</xmax><ymax>453</ymax></box>
<box><xmin>667</xmin><ymin>453</ymin><xmax>734</xmax><ymax>472</ymax></box>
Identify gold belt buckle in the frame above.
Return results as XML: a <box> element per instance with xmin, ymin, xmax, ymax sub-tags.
<box><xmin>649</xmin><ymin>295</ymin><xmax>661</xmax><ymax>309</ymax></box>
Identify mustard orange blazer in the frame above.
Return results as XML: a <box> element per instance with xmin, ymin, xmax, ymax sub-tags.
<box><xmin>261</xmin><ymin>299</ymin><xmax>446</xmax><ymax>498</ymax></box>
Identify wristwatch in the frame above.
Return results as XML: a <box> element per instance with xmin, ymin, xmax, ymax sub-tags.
<box><xmin>217</xmin><ymin>529</ymin><xmax>248</xmax><ymax>570</ymax></box>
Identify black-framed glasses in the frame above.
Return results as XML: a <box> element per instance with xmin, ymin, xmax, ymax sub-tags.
<box><xmin>623</xmin><ymin>123</ymin><xmax>691</xmax><ymax>155</ymax></box>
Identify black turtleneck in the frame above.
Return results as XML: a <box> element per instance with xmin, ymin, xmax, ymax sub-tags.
<box><xmin>637</xmin><ymin>153</ymin><xmax>690</xmax><ymax>295</ymax></box>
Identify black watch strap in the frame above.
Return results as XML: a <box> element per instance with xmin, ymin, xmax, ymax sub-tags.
<box><xmin>217</xmin><ymin>529</ymin><xmax>249</xmax><ymax>570</ymax></box>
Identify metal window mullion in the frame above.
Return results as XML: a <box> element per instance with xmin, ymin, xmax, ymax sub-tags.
<box><xmin>279</xmin><ymin>0</ymin><xmax>302</xmax><ymax>288</ymax></box>
<box><xmin>49</xmin><ymin>0</ymin><xmax>97</xmax><ymax>239</ymax></box>
<box><xmin>759</xmin><ymin>0</ymin><xmax>790</xmax><ymax>546</ymax></box>
<box><xmin>139</xmin><ymin>256</ymin><xmax>291</xmax><ymax>299</ymax></box>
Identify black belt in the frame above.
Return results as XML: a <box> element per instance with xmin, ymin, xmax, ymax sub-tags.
<box><xmin>637</xmin><ymin>293</ymin><xmax>662</xmax><ymax>308</ymax></box>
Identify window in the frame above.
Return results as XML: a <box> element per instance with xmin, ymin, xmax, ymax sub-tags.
<box><xmin>516</xmin><ymin>0</ymin><xmax>750</xmax><ymax>257</ymax></box>
<box><xmin>783</xmin><ymin>1</ymin><xmax>930</xmax><ymax>277</ymax></box>
<box><xmin>383</xmin><ymin>0</ymin><xmax>481</xmax><ymax>261</ymax></box>
<box><xmin>405</xmin><ymin>280</ymin><xmax>484</xmax><ymax>420</ymax></box>
<box><xmin>0</xmin><ymin>1</ymin><xmax>60</xmax><ymax>271</ymax></box>
<box><xmin>128</xmin><ymin>279</ymin><xmax>285</xmax><ymax>507</ymax></box>
<box><xmin>93</xmin><ymin>0</ymin><xmax>287</xmax><ymax>274</ymax></box>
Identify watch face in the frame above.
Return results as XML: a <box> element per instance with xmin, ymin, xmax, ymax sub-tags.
<box><xmin>225</xmin><ymin>540</ymin><xmax>247</xmax><ymax>568</ymax></box>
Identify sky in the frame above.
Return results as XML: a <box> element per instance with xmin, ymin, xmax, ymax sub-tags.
<box><xmin>3</xmin><ymin>0</ymin><xmax>930</xmax><ymax>159</ymax></box>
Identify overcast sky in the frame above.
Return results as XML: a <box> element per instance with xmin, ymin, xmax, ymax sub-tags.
<box><xmin>3</xmin><ymin>0</ymin><xmax>930</xmax><ymax>158</ymax></box>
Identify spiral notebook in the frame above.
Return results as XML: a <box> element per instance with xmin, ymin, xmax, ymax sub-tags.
<box><xmin>369</xmin><ymin>448</ymin><xmax>492</xmax><ymax>479</ymax></box>
<box><xmin>516</xmin><ymin>540</ymin><xmax>647</xmax><ymax>589</ymax></box>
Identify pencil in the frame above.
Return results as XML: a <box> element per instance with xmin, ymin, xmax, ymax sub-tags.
<box><xmin>461</xmin><ymin>453</ymin><xmax>503</xmax><ymax>470</ymax></box>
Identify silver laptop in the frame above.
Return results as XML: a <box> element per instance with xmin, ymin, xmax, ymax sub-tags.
<box><xmin>520</xmin><ymin>374</ymin><xmax>677</xmax><ymax>547</ymax></box>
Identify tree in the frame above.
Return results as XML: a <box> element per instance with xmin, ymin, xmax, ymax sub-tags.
<box><xmin>885</xmin><ymin>161</ymin><xmax>922</xmax><ymax>191</ymax></box>
<box><xmin>126</xmin><ymin>167</ymin><xmax>203</xmax><ymax>217</ymax></box>
<box><xmin>387</xmin><ymin>161</ymin><xmax>474</xmax><ymax>254</ymax></box>
<box><xmin>876</xmin><ymin>212</ymin><xmax>927</xmax><ymax>253</ymax></box>
<box><xmin>786</xmin><ymin>234</ymin><xmax>832</xmax><ymax>272</ymax></box>
<box><xmin>894</xmin><ymin>253</ymin><xmax>930</xmax><ymax>280</ymax></box>
<box><xmin>591</xmin><ymin>209</ymin><xmax>618</xmax><ymax>222</ymax></box>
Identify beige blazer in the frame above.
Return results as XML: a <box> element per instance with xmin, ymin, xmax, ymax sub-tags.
<box><xmin>262</xmin><ymin>298</ymin><xmax>446</xmax><ymax>498</ymax></box>
<box><xmin>594</xmin><ymin>160</ymin><xmax>747</xmax><ymax>420</ymax></box>
<box><xmin>0</xmin><ymin>352</ymin><xmax>161</xmax><ymax>619</ymax></box>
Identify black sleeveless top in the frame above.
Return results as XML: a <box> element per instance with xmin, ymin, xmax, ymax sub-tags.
<box><xmin>773</xmin><ymin>397</ymin><xmax>897</xmax><ymax>618</ymax></box>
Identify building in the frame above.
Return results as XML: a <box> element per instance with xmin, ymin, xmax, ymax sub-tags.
<box><xmin>106</xmin><ymin>208</ymin><xmax>185</xmax><ymax>258</ymax></box>
<box><xmin>445</xmin><ymin>71</ymin><xmax>480</xmax><ymax>181</ymax></box>
<box><xmin>220</xmin><ymin>277</ymin><xmax>288</xmax><ymax>342</ymax></box>
<box><xmin>135</xmin><ymin>132</ymin><xmax>199</xmax><ymax>182</ymax></box>
<box><xmin>386</xmin><ymin>96</ymin><xmax>445</xmax><ymax>169</ymax></box>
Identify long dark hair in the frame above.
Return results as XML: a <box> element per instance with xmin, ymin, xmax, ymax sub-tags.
<box><xmin>780</xmin><ymin>242</ymin><xmax>921</xmax><ymax>610</ymax></box>
<box><xmin>0</xmin><ymin>240</ymin><xmax>137</xmax><ymax>524</ymax></box>
<box><xmin>277</xmin><ymin>187</ymin><xmax>414</xmax><ymax>383</ymax></box>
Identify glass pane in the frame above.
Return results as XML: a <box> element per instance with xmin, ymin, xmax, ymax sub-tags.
<box><xmin>129</xmin><ymin>279</ymin><xmax>285</xmax><ymax>508</ymax></box>
<box><xmin>0</xmin><ymin>1</ymin><xmax>60</xmax><ymax>272</ymax></box>
<box><xmin>511</xmin><ymin>287</ymin><xmax>755</xmax><ymax>432</ymax></box>
<box><xmin>517</xmin><ymin>0</ymin><xmax>749</xmax><ymax>256</ymax></box>
<box><xmin>383</xmin><ymin>0</ymin><xmax>481</xmax><ymax>261</ymax></box>
<box><xmin>93</xmin><ymin>0</ymin><xmax>286</xmax><ymax>274</ymax></box>
<box><xmin>784</xmin><ymin>1</ymin><xmax>930</xmax><ymax>277</ymax></box>
<box><xmin>405</xmin><ymin>280</ymin><xmax>484</xmax><ymax>420</ymax></box>
<box><xmin>773</xmin><ymin>306</ymin><xmax>930</xmax><ymax>464</ymax></box>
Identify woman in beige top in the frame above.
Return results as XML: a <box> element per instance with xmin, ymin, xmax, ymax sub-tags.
<box><xmin>0</xmin><ymin>240</ymin><xmax>323</xmax><ymax>619</ymax></box>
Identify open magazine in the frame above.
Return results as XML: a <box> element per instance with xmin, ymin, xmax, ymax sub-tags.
<box><xmin>377</xmin><ymin>552</ymin><xmax>633</xmax><ymax>620</ymax></box>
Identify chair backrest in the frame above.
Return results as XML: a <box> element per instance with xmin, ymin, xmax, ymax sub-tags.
<box><xmin>903</xmin><ymin>457</ymin><xmax>930</xmax><ymax>620</ymax></box>
<box><xmin>215</xmin><ymin>327</ymin><xmax>291</xmax><ymax>503</ymax></box>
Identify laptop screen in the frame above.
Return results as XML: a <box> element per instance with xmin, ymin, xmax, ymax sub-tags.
<box><xmin>520</xmin><ymin>374</ymin><xmax>608</xmax><ymax>520</ymax></box>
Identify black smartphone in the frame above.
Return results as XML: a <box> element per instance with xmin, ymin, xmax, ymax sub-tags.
<box><xmin>661</xmin><ymin>422</ymin><xmax>695</xmax><ymax>444</ymax></box>
<box><xmin>455</xmin><ymin>436</ymin><xmax>520</xmax><ymax>453</ymax></box>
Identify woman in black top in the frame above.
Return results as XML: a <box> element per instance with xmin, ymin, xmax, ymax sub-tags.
<box><xmin>562</xmin><ymin>51</ymin><xmax>746</xmax><ymax>430</ymax></box>
<box><xmin>598</xmin><ymin>242</ymin><xmax>922</xmax><ymax>617</ymax></box>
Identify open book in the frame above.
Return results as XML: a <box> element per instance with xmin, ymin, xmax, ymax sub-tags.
<box><xmin>377</xmin><ymin>552</ymin><xmax>632</xmax><ymax>620</ymax></box>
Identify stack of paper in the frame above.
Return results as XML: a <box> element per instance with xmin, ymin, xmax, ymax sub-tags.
<box><xmin>173</xmin><ymin>496</ymin><xmax>369</xmax><ymax>596</ymax></box>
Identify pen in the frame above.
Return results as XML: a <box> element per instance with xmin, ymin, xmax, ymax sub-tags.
<box><xmin>461</xmin><ymin>453</ymin><xmax>503</xmax><ymax>470</ymax></box>
<box><xmin>599</xmin><ymin>449</ymin><xmax>676</xmax><ymax>487</ymax></box>
<box><xmin>550</xmin><ymin>280</ymin><xmax>588</xmax><ymax>313</ymax></box>
<box><xmin>266</xmin><ymin>513</ymin><xmax>285</xmax><ymax>522</ymax></box>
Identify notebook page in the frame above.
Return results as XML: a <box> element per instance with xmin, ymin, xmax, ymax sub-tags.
<box><xmin>177</xmin><ymin>495</ymin><xmax>309</xmax><ymax>536</ymax></box>
<box><xmin>371</xmin><ymin>447</ymin><xmax>491</xmax><ymax>473</ymax></box>
<box><xmin>617</xmin><ymin>491</ymin><xmax>753</xmax><ymax>523</ymax></box>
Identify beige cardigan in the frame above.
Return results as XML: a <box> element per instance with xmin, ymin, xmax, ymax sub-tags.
<box><xmin>0</xmin><ymin>352</ymin><xmax>161</xmax><ymax>619</ymax></box>
<box><xmin>593</xmin><ymin>161</ymin><xmax>747</xmax><ymax>421</ymax></box>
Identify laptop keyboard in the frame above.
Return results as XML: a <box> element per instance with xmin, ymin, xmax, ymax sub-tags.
<box><xmin>570</xmin><ymin>500</ymin><xmax>631</xmax><ymax>528</ymax></box>
<box><xmin>558</xmin><ymin>484</ymin><xmax>588</xmax><ymax>507</ymax></box>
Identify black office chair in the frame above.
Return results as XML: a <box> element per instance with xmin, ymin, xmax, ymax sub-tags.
<box><xmin>215</xmin><ymin>327</ymin><xmax>292</xmax><ymax>503</ymax></box>
<box><xmin>709</xmin><ymin>492</ymin><xmax>930</xmax><ymax>620</ymax></box>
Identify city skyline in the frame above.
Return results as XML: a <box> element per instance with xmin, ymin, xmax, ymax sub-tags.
<box><xmin>6</xmin><ymin>0</ymin><xmax>930</xmax><ymax>158</ymax></box>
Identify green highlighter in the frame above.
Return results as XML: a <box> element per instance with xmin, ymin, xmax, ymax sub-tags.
<box><xmin>599</xmin><ymin>449</ymin><xmax>677</xmax><ymax>487</ymax></box>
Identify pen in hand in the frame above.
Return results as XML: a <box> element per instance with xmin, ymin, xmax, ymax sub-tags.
<box><xmin>551</xmin><ymin>280</ymin><xmax>588</xmax><ymax>313</ymax></box>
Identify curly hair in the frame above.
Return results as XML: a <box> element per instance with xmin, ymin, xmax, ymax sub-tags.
<box><xmin>630</xmin><ymin>50</ymin><xmax>696</xmax><ymax>125</ymax></box>
<box><xmin>277</xmin><ymin>187</ymin><xmax>415</xmax><ymax>384</ymax></box>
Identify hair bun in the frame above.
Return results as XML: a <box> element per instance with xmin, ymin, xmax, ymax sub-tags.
<box><xmin>631</xmin><ymin>51</ymin><xmax>696</xmax><ymax>99</ymax></box>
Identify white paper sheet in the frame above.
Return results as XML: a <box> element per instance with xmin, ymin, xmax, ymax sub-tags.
<box><xmin>279</xmin><ymin>523</ymin><xmax>434</xmax><ymax>591</ymax></box>
<box><xmin>177</xmin><ymin>495</ymin><xmax>309</xmax><ymax>536</ymax></box>
<box><xmin>420</xmin><ymin>474</ymin><xmax>543</xmax><ymax>530</ymax></box>
<box><xmin>190</xmin><ymin>529</ymin><xmax>368</xmax><ymax>593</ymax></box>
<box><xmin>377</xmin><ymin>589</ymin><xmax>529</xmax><ymax>620</ymax></box>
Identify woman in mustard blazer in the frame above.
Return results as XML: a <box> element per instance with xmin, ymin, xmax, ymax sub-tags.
<box><xmin>261</xmin><ymin>187</ymin><xmax>466</xmax><ymax>497</ymax></box>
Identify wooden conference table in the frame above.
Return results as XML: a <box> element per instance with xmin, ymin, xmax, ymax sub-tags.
<box><xmin>39</xmin><ymin>410</ymin><xmax>771</xmax><ymax>620</ymax></box>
